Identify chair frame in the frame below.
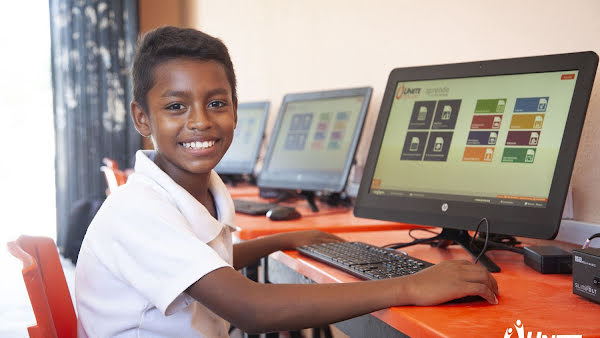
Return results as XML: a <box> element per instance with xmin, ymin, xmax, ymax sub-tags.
<box><xmin>7</xmin><ymin>235</ymin><xmax>77</xmax><ymax>338</ymax></box>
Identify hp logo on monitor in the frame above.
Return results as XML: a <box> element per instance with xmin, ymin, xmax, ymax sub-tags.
<box><xmin>441</xmin><ymin>203</ymin><xmax>448</xmax><ymax>212</ymax></box>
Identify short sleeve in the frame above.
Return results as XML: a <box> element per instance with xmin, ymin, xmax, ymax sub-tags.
<box><xmin>94</xmin><ymin>186</ymin><xmax>232</xmax><ymax>316</ymax></box>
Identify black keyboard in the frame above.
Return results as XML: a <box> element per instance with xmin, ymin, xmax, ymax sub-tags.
<box><xmin>297</xmin><ymin>241</ymin><xmax>433</xmax><ymax>280</ymax></box>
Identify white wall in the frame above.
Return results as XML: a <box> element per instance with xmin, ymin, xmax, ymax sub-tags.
<box><xmin>193</xmin><ymin>0</ymin><xmax>600</xmax><ymax>223</ymax></box>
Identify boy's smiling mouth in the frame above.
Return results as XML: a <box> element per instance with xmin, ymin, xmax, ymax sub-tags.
<box><xmin>180</xmin><ymin>140</ymin><xmax>217</xmax><ymax>150</ymax></box>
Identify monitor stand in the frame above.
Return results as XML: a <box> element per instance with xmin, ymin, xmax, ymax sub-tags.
<box><xmin>390</xmin><ymin>228</ymin><xmax>522</xmax><ymax>273</ymax></box>
<box><xmin>300</xmin><ymin>191</ymin><xmax>319</xmax><ymax>212</ymax></box>
<box><xmin>323</xmin><ymin>192</ymin><xmax>353</xmax><ymax>208</ymax></box>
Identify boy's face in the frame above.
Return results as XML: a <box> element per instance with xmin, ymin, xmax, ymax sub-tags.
<box><xmin>131</xmin><ymin>58</ymin><xmax>237</xmax><ymax>178</ymax></box>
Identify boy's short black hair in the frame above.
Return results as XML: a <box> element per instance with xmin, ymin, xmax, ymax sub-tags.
<box><xmin>132</xmin><ymin>26</ymin><xmax>237</xmax><ymax>113</ymax></box>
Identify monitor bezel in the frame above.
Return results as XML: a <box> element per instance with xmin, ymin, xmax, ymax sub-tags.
<box><xmin>215</xmin><ymin>101</ymin><xmax>270</xmax><ymax>175</ymax></box>
<box><xmin>354</xmin><ymin>52</ymin><xmax>598</xmax><ymax>240</ymax></box>
<box><xmin>258</xmin><ymin>87</ymin><xmax>372</xmax><ymax>192</ymax></box>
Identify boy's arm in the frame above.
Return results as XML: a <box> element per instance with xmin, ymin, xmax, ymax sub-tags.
<box><xmin>232</xmin><ymin>230</ymin><xmax>343</xmax><ymax>270</ymax></box>
<box><xmin>186</xmin><ymin>259</ymin><xmax>499</xmax><ymax>334</ymax></box>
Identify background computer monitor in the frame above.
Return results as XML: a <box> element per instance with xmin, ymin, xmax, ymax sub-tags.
<box><xmin>354</xmin><ymin>52</ymin><xmax>598</xmax><ymax>271</ymax></box>
<box><xmin>258</xmin><ymin>87</ymin><xmax>372</xmax><ymax>206</ymax></box>
<box><xmin>215</xmin><ymin>101</ymin><xmax>269</xmax><ymax>176</ymax></box>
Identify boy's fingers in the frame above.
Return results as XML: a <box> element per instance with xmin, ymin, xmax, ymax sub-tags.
<box><xmin>466</xmin><ymin>282</ymin><xmax>498</xmax><ymax>305</ymax></box>
<box><xmin>489</xmin><ymin>274</ymin><xmax>499</xmax><ymax>296</ymax></box>
<box><xmin>459</xmin><ymin>265</ymin><xmax>499</xmax><ymax>296</ymax></box>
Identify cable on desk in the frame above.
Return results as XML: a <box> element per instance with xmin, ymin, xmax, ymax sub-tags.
<box><xmin>408</xmin><ymin>228</ymin><xmax>441</xmax><ymax>240</ymax></box>
<box><xmin>582</xmin><ymin>232</ymin><xmax>600</xmax><ymax>249</ymax></box>
<box><xmin>382</xmin><ymin>228</ymin><xmax>443</xmax><ymax>249</ymax></box>
<box><xmin>470</xmin><ymin>218</ymin><xmax>489</xmax><ymax>264</ymax></box>
<box><xmin>478</xmin><ymin>232</ymin><xmax>521</xmax><ymax>247</ymax></box>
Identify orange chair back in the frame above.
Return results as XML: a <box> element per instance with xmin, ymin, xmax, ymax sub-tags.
<box><xmin>101</xmin><ymin>166</ymin><xmax>127</xmax><ymax>195</ymax></box>
<box><xmin>102</xmin><ymin>157</ymin><xmax>119</xmax><ymax>170</ymax></box>
<box><xmin>7</xmin><ymin>236</ymin><xmax>77</xmax><ymax>338</ymax></box>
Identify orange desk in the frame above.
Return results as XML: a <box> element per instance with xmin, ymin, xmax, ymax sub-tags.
<box><xmin>232</xmin><ymin>196</ymin><xmax>420</xmax><ymax>240</ymax></box>
<box><xmin>268</xmin><ymin>230</ymin><xmax>600</xmax><ymax>337</ymax></box>
<box><xmin>226</xmin><ymin>184</ymin><xmax>260</xmax><ymax>198</ymax></box>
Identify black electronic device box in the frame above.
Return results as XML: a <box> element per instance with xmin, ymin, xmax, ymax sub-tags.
<box><xmin>523</xmin><ymin>245</ymin><xmax>572</xmax><ymax>274</ymax></box>
<box><xmin>572</xmin><ymin>247</ymin><xmax>600</xmax><ymax>303</ymax></box>
<box><xmin>354</xmin><ymin>51</ymin><xmax>598</xmax><ymax>272</ymax></box>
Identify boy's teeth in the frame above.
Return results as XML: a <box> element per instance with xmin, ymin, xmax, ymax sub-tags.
<box><xmin>182</xmin><ymin>140</ymin><xmax>215</xmax><ymax>149</ymax></box>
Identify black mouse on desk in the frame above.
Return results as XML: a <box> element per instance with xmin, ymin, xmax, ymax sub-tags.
<box><xmin>266</xmin><ymin>206</ymin><xmax>301</xmax><ymax>221</ymax></box>
<box><xmin>446</xmin><ymin>295</ymin><xmax>487</xmax><ymax>304</ymax></box>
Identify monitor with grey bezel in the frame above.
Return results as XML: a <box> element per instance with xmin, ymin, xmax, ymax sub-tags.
<box><xmin>258</xmin><ymin>87</ymin><xmax>372</xmax><ymax>194</ymax></box>
<box><xmin>215</xmin><ymin>101</ymin><xmax>270</xmax><ymax>175</ymax></box>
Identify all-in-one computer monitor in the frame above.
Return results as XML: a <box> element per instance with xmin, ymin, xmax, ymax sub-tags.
<box><xmin>355</xmin><ymin>52</ymin><xmax>598</xmax><ymax>272</ymax></box>
<box><xmin>258</xmin><ymin>87</ymin><xmax>372</xmax><ymax>211</ymax></box>
<box><xmin>215</xmin><ymin>101</ymin><xmax>269</xmax><ymax>177</ymax></box>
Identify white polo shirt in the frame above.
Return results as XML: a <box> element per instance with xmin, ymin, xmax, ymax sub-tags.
<box><xmin>76</xmin><ymin>150</ymin><xmax>236</xmax><ymax>337</ymax></box>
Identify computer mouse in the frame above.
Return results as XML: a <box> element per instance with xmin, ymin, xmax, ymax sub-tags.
<box><xmin>266</xmin><ymin>206</ymin><xmax>301</xmax><ymax>221</ymax></box>
<box><xmin>446</xmin><ymin>295</ymin><xmax>487</xmax><ymax>304</ymax></box>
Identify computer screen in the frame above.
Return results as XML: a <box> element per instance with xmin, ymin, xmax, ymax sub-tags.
<box><xmin>355</xmin><ymin>52</ymin><xmax>597</xmax><ymax>243</ymax></box>
<box><xmin>258</xmin><ymin>87</ymin><xmax>372</xmax><ymax>193</ymax></box>
<box><xmin>215</xmin><ymin>101</ymin><xmax>269</xmax><ymax>175</ymax></box>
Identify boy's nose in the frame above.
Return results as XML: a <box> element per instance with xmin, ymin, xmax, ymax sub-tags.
<box><xmin>186</xmin><ymin>109</ymin><xmax>213</xmax><ymax>130</ymax></box>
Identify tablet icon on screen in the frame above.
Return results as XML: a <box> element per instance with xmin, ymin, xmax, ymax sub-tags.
<box><xmin>525</xmin><ymin>149</ymin><xmax>536</xmax><ymax>163</ymax></box>
<box><xmin>534</xmin><ymin>115</ymin><xmax>544</xmax><ymax>129</ymax></box>
<box><xmin>409</xmin><ymin>137</ymin><xmax>420</xmax><ymax>151</ymax></box>
<box><xmin>493</xmin><ymin>116</ymin><xmax>502</xmax><ymax>129</ymax></box>
<box><xmin>417</xmin><ymin>106</ymin><xmax>428</xmax><ymax>121</ymax></box>
<box><xmin>441</xmin><ymin>105</ymin><xmax>452</xmax><ymax>120</ymax></box>
<box><xmin>433</xmin><ymin>137</ymin><xmax>444</xmax><ymax>152</ymax></box>
<box><xmin>496</xmin><ymin>99</ymin><xmax>506</xmax><ymax>113</ymax></box>
<box><xmin>488</xmin><ymin>132</ymin><xmax>497</xmax><ymax>145</ymax></box>
<box><xmin>538</xmin><ymin>98</ymin><xmax>548</xmax><ymax>111</ymax></box>
<box><xmin>484</xmin><ymin>148</ymin><xmax>494</xmax><ymax>161</ymax></box>
<box><xmin>529</xmin><ymin>132</ymin><xmax>539</xmax><ymax>146</ymax></box>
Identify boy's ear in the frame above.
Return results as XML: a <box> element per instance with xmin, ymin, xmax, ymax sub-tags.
<box><xmin>130</xmin><ymin>101</ymin><xmax>152</xmax><ymax>137</ymax></box>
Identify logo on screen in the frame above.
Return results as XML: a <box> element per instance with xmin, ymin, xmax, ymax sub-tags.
<box><xmin>396</xmin><ymin>84</ymin><xmax>422</xmax><ymax>100</ymax></box>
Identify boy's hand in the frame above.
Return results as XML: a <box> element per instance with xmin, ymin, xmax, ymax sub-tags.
<box><xmin>401</xmin><ymin>260</ymin><xmax>499</xmax><ymax>305</ymax></box>
<box><xmin>282</xmin><ymin>230</ymin><xmax>345</xmax><ymax>249</ymax></box>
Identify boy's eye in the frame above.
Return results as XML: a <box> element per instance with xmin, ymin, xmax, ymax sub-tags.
<box><xmin>166</xmin><ymin>103</ymin><xmax>185</xmax><ymax>110</ymax></box>
<box><xmin>208</xmin><ymin>100</ymin><xmax>226</xmax><ymax>109</ymax></box>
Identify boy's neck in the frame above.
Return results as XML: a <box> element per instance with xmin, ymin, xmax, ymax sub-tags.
<box><xmin>153</xmin><ymin>154</ymin><xmax>215</xmax><ymax>214</ymax></box>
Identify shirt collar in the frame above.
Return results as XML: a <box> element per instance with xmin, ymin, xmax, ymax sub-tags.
<box><xmin>132</xmin><ymin>150</ymin><xmax>236</xmax><ymax>243</ymax></box>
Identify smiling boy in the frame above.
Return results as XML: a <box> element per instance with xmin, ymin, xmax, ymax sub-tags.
<box><xmin>75</xmin><ymin>26</ymin><xmax>498</xmax><ymax>337</ymax></box>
